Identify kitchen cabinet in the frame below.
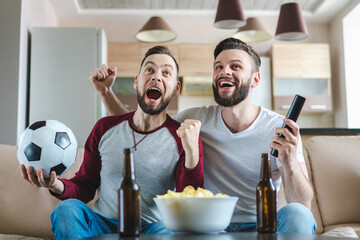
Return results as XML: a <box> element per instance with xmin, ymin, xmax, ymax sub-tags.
<box><xmin>272</xmin><ymin>44</ymin><xmax>332</xmax><ymax>113</ymax></box>
<box><xmin>108</xmin><ymin>42</ymin><xmax>141</xmax><ymax>77</ymax></box>
<box><xmin>108</xmin><ymin>43</ymin><xmax>179</xmax><ymax>77</ymax></box>
<box><xmin>178</xmin><ymin>44</ymin><xmax>215</xmax><ymax>76</ymax></box>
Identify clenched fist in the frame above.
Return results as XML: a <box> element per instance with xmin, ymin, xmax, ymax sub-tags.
<box><xmin>176</xmin><ymin>119</ymin><xmax>201</xmax><ymax>169</ymax></box>
<box><xmin>89</xmin><ymin>64</ymin><xmax>117</xmax><ymax>96</ymax></box>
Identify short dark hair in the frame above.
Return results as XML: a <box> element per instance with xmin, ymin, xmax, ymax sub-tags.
<box><xmin>214</xmin><ymin>38</ymin><xmax>261</xmax><ymax>73</ymax></box>
<box><xmin>140</xmin><ymin>45</ymin><xmax>179</xmax><ymax>76</ymax></box>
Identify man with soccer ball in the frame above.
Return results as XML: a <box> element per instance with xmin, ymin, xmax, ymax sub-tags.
<box><xmin>20</xmin><ymin>46</ymin><xmax>204</xmax><ymax>239</ymax></box>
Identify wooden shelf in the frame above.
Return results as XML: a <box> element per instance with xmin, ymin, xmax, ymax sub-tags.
<box><xmin>274</xmin><ymin>95</ymin><xmax>332</xmax><ymax>113</ymax></box>
<box><xmin>272</xmin><ymin>44</ymin><xmax>333</xmax><ymax>113</ymax></box>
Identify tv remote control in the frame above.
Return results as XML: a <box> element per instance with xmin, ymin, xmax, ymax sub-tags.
<box><xmin>270</xmin><ymin>94</ymin><xmax>306</xmax><ymax>157</ymax></box>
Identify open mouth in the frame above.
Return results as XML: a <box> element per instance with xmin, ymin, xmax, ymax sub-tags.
<box><xmin>218</xmin><ymin>79</ymin><xmax>236</xmax><ymax>88</ymax></box>
<box><xmin>146</xmin><ymin>87</ymin><xmax>162</xmax><ymax>101</ymax></box>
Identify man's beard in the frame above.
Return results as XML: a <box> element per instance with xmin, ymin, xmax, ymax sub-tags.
<box><xmin>212</xmin><ymin>76</ymin><xmax>251</xmax><ymax>107</ymax></box>
<box><xmin>137</xmin><ymin>88</ymin><xmax>175</xmax><ymax>115</ymax></box>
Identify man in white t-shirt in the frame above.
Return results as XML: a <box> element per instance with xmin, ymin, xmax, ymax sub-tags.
<box><xmin>90</xmin><ymin>38</ymin><xmax>316</xmax><ymax>234</ymax></box>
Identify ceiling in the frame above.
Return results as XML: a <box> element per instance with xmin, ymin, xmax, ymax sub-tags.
<box><xmin>74</xmin><ymin>0</ymin><xmax>352</xmax><ymax>22</ymax></box>
<box><xmin>47</xmin><ymin>0</ymin><xmax>355</xmax><ymax>45</ymax></box>
<box><xmin>76</xmin><ymin>0</ymin><xmax>326</xmax><ymax>12</ymax></box>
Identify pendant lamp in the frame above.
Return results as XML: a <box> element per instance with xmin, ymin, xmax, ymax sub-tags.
<box><xmin>214</xmin><ymin>0</ymin><xmax>246</xmax><ymax>29</ymax></box>
<box><xmin>233</xmin><ymin>17</ymin><xmax>272</xmax><ymax>43</ymax></box>
<box><xmin>136</xmin><ymin>16</ymin><xmax>177</xmax><ymax>43</ymax></box>
<box><xmin>275</xmin><ymin>2</ymin><xmax>308</xmax><ymax>41</ymax></box>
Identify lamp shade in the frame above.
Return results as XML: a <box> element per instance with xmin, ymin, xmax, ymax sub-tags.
<box><xmin>136</xmin><ymin>16</ymin><xmax>177</xmax><ymax>43</ymax></box>
<box><xmin>233</xmin><ymin>17</ymin><xmax>272</xmax><ymax>43</ymax></box>
<box><xmin>214</xmin><ymin>0</ymin><xmax>246</xmax><ymax>29</ymax></box>
<box><xmin>275</xmin><ymin>2</ymin><xmax>308</xmax><ymax>41</ymax></box>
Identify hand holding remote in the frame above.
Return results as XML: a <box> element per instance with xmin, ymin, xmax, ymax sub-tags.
<box><xmin>270</xmin><ymin>94</ymin><xmax>306</xmax><ymax>157</ymax></box>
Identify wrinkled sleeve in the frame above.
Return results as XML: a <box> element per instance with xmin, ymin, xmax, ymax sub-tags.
<box><xmin>50</xmin><ymin>121</ymin><xmax>103</xmax><ymax>203</ymax></box>
<box><xmin>175</xmin><ymin>136</ymin><xmax>204</xmax><ymax>192</ymax></box>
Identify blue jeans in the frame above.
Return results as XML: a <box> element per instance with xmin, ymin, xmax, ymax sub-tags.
<box><xmin>225</xmin><ymin>203</ymin><xmax>316</xmax><ymax>234</ymax></box>
<box><xmin>51</xmin><ymin>199</ymin><xmax>171</xmax><ymax>240</ymax></box>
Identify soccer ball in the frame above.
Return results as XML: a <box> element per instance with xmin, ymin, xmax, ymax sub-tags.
<box><xmin>17</xmin><ymin>120</ymin><xmax>78</xmax><ymax>178</ymax></box>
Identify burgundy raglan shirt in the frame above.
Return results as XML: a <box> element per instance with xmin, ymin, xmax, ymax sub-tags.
<box><xmin>53</xmin><ymin>112</ymin><xmax>204</xmax><ymax>223</ymax></box>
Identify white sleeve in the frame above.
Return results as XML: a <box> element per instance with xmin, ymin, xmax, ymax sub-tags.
<box><xmin>296</xmin><ymin>134</ymin><xmax>305</xmax><ymax>163</ymax></box>
<box><xmin>172</xmin><ymin>107</ymin><xmax>203</xmax><ymax>122</ymax></box>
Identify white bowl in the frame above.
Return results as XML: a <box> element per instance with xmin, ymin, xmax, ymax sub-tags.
<box><xmin>154</xmin><ymin>197</ymin><xmax>238</xmax><ymax>233</ymax></box>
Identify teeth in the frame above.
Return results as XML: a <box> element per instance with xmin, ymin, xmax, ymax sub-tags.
<box><xmin>219</xmin><ymin>81</ymin><xmax>235</xmax><ymax>87</ymax></box>
<box><xmin>149</xmin><ymin>87</ymin><xmax>161</xmax><ymax>92</ymax></box>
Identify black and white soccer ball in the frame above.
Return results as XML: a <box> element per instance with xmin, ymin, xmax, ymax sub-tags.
<box><xmin>17</xmin><ymin>120</ymin><xmax>78</xmax><ymax>178</ymax></box>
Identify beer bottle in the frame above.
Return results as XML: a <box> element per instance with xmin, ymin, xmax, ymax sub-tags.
<box><xmin>256</xmin><ymin>153</ymin><xmax>277</xmax><ymax>233</ymax></box>
<box><xmin>118</xmin><ymin>148</ymin><xmax>141</xmax><ymax>236</ymax></box>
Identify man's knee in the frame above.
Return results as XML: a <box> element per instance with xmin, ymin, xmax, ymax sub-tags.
<box><xmin>51</xmin><ymin>199</ymin><xmax>87</xmax><ymax>222</ymax></box>
<box><xmin>278</xmin><ymin>203</ymin><xmax>316</xmax><ymax>234</ymax></box>
<box><xmin>281</xmin><ymin>203</ymin><xmax>313</xmax><ymax>218</ymax></box>
<box><xmin>142</xmin><ymin>221</ymin><xmax>173</xmax><ymax>234</ymax></box>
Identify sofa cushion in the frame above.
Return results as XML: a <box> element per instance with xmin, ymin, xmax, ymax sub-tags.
<box><xmin>0</xmin><ymin>234</ymin><xmax>48</xmax><ymax>240</ymax></box>
<box><xmin>304</xmin><ymin>136</ymin><xmax>360</xmax><ymax>227</ymax></box>
<box><xmin>303</xmin><ymin>148</ymin><xmax>323</xmax><ymax>234</ymax></box>
<box><xmin>0</xmin><ymin>144</ymin><xmax>89</xmax><ymax>238</ymax></box>
<box><xmin>323</xmin><ymin>224</ymin><xmax>360</xmax><ymax>238</ymax></box>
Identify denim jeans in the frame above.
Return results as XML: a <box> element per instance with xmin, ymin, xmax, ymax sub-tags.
<box><xmin>225</xmin><ymin>203</ymin><xmax>317</xmax><ymax>235</ymax></box>
<box><xmin>50</xmin><ymin>199</ymin><xmax>171</xmax><ymax>240</ymax></box>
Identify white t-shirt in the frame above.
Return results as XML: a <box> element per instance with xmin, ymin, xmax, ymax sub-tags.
<box><xmin>173</xmin><ymin>105</ymin><xmax>304</xmax><ymax>223</ymax></box>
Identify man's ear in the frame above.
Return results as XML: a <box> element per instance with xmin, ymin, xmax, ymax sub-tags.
<box><xmin>133</xmin><ymin>75</ymin><xmax>138</xmax><ymax>89</ymax></box>
<box><xmin>251</xmin><ymin>72</ymin><xmax>260</xmax><ymax>88</ymax></box>
<box><xmin>176</xmin><ymin>80</ymin><xmax>181</xmax><ymax>94</ymax></box>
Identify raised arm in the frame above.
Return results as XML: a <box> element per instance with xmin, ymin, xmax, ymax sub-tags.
<box><xmin>176</xmin><ymin>119</ymin><xmax>202</xmax><ymax>169</ymax></box>
<box><xmin>270</xmin><ymin>119</ymin><xmax>313</xmax><ymax>209</ymax></box>
<box><xmin>89</xmin><ymin>64</ymin><xmax>130</xmax><ymax>116</ymax></box>
<box><xmin>175</xmin><ymin>119</ymin><xmax>204</xmax><ymax>191</ymax></box>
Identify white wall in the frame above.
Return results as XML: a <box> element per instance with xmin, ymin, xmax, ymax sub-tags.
<box><xmin>0</xmin><ymin>0</ymin><xmax>58</xmax><ymax>145</ymax></box>
<box><xmin>329</xmin><ymin>0</ymin><xmax>360</xmax><ymax>128</ymax></box>
<box><xmin>18</xmin><ymin>0</ymin><xmax>58</xmax><ymax>141</ymax></box>
<box><xmin>0</xmin><ymin>0</ymin><xmax>22</xmax><ymax>145</ymax></box>
<box><xmin>343</xmin><ymin>3</ymin><xmax>360</xmax><ymax>128</ymax></box>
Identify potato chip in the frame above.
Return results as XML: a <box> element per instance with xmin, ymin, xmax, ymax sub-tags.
<box><xmin>215</xmin><ymin>193</ymin><xmax>229</xmax><ymax>197</ymax></box>
<box><xmin>167</xmin><ymin>190</ymin><xmax>181</xmax><ymax>198</ymax></box>
<box><xmin>183</xmin><ymin>185</ymin><xmax>195</xmax><ymax>193</ymax></box>
<box><xmin>156</xmin><ymin>185</ymin><xmax>229</xmax><ymax>198</ymax></box>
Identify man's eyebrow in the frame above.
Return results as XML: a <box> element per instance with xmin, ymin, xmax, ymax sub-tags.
<box><xmin>144</xmin><ymin>61</ymin><xmax>174</xmax><ymax>70</ymax></box>
<box><xmin>214</xmin><ymin>61</ymin><xmax>222</xmax><ymax>66</ymax></box>
<box><xmin>162</xmin><ymin>64</ymin><xmax>174</xmax><ymax>70</ymax></box>
<box><xmin>214</xmin><ymin>59</ymin><xmax>243</xmax><ymax>66</ymax></box>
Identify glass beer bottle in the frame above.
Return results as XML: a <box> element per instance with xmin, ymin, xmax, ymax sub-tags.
<box><xmin>256</xmin><ymin>153</ymin><xmax>277</xmax><ymax>233</ymax></box>
<box><xmin>118</xmin><ymin>148</ymin><xmax>141</xmax><ymax>236</ymax></box>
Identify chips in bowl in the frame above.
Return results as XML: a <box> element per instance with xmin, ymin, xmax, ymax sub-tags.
<box><xmin>154</xmin><ymin>186</ymin><xmax>238</xmax><ymax>233</ymax></box>
<box><xmin>157</xmin><ymin>186</ymin><xmax>229</xmax><ymax>198</ymax></box>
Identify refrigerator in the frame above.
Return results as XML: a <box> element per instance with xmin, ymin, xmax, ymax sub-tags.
<box><xmin>29</xmin><ymin>27</ymin><xmax>107</xmax><ymax>147</ymax></box>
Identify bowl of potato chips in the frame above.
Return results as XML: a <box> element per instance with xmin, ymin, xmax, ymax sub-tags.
<box><xmin>154</xmin><ymin>186</ymin><xmax>238</xmax><ymax>233</ymax></box>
